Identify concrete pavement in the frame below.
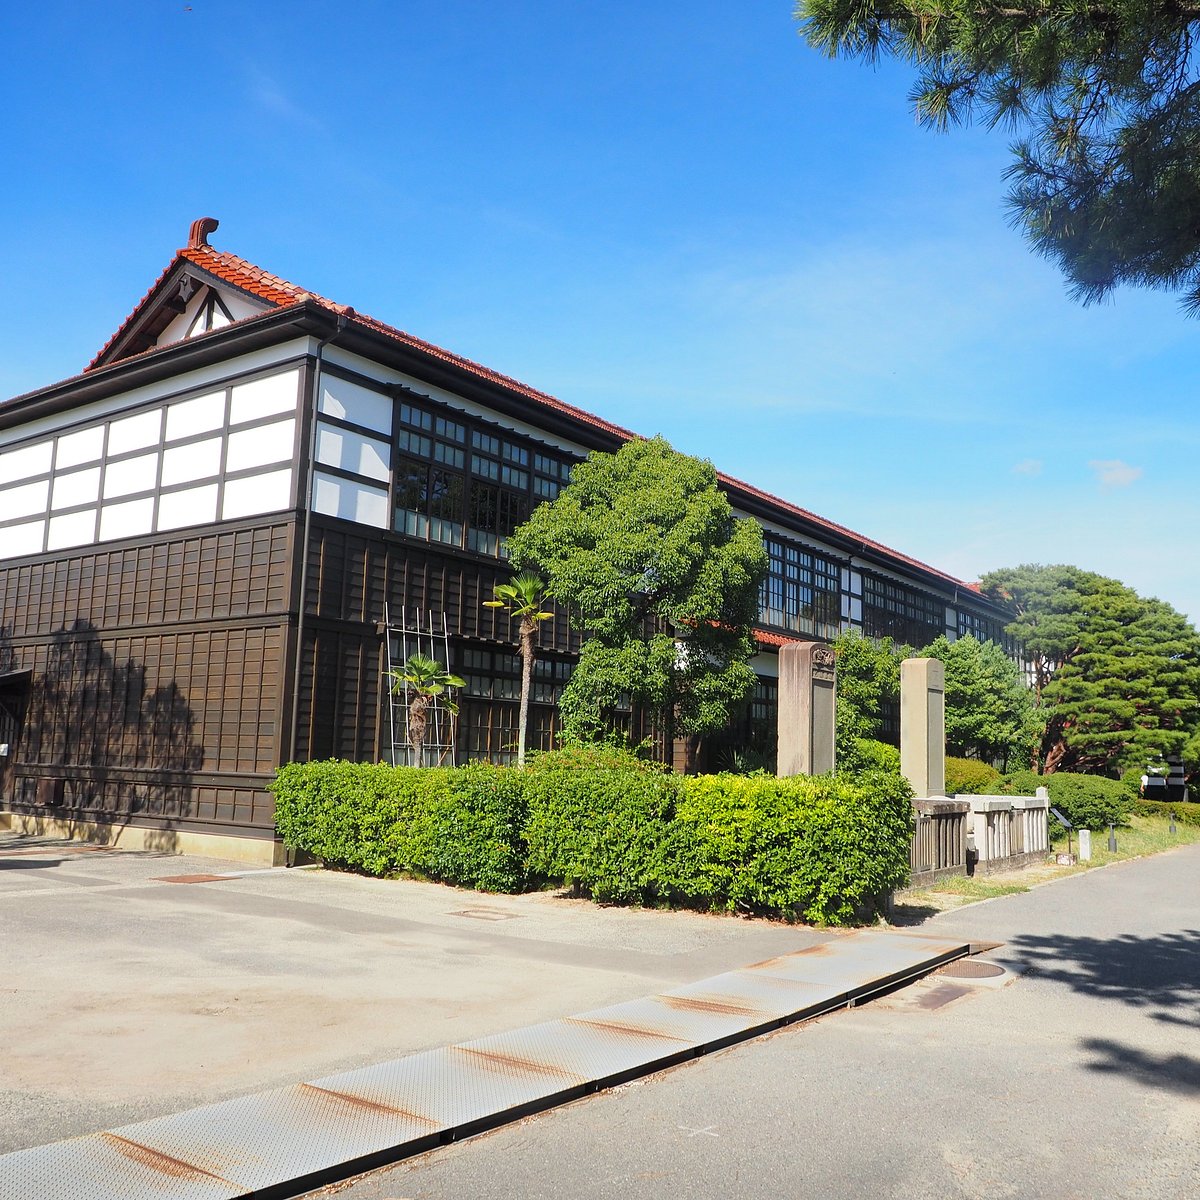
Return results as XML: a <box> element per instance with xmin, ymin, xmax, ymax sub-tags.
<box><xmin>310</xmin><ymin>842</ymin><xmax>1200</xmax><ymax>1200</ymax></box>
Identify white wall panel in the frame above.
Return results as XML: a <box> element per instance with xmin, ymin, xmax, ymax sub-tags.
<box><xmin>221</xmin><ymin>468</ymin><xmax>292</xmax><ymax>519</ymax></box>
<box><xmin>0</xmin><ymin>441</ymin><xmax>52</xmax><ymax>485</ymax></box>
<box><xmin>157</xmin><ymin>484</ymin><xmax>219</xmax><ymax>531</ymax></box>
<box><xmin>315</xmin><ymin>423</ymin><xmax>390</xmax><ymax>482</ymax></box>
<box><xmin>226</xmin><ymin>418</ymin><xmax>294</xmax><ymax>473</ymax></box>
<box><xmin>319</xmin><ymin>375</ymin><xmax>392</xmax><ymax>434</ymax></box>
<box><xmin>1</xmin><ymin>478</ymin><xmax>50</xmax><ymax>520</ymax></box>
<box><xmin>312</xmin><ymin>472</ymin><xmax>389</xmax><ymax>528</ymax></box>
<box><xmin>165</xmin><ymin>392</ymin><xmax>225</xmax><ymax>442</ymax></box>
<box><xmin>2</xmin><ymin>519</ymin><xmax>45</xmax><ymax>558</ymax></box>
<box><xmin>56</xmin><ymin>425</ymin><xmax>105</xmax><ymax>469</ymax></box>
<box><xmin>161</xmin><ymin>437</ymin><xmax>222</xmax><ymax>486</ymax></box>
<box><xmin>47</xmin><ymin>510</ymin><xmax>97</xmax><ymax>550</ymax></box>
<box><xmin>51</xmin><ymin>467</ymin><xmax>101</xmax><ymax>510</ymax></box>
<box><xmin>102</xmin><ymin>452</ymin><xmax>159</xmax><ymax>499</ymax></box>
<box><xmin>228</xmin><ymin>370</ymin><xmax>300</xmax><ymax>425</ymax></box>
<box><xmin>108</xmin><ymin>409</ymin><xmax>162</xmax><ymax>456</ymax></box>
<box><xmin>99</xmin><ymin>497</ymin><xmax>155</xmax><ymax>542</ymax></box>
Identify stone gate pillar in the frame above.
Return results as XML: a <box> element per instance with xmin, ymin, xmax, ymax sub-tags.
<box><xmin>900</xmin><ymin>657</ymin><xmax>945</xmax><ymax>798</ymax></box>
<box><xmin>778</xmin><ymin>642</ymin><xmax>837</xmax><ymax>776</ymax></box>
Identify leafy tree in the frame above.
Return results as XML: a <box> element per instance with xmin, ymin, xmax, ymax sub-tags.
<box><xmin>830</xmin><ymin>628</ymin><xmax>905</xmax><ymax>767</ymax></box>
<box><xmin>484</xmin><ymin>570</ymin><xmax>555</xmax><ymax>767</ymax></box>
<box><xmin>919</xmin><ymin>634</ymin><xmax>1036</xmax><ymax>769</ymax></box>
<box><xmin>388</xmin><ymin>654</ymin><xmax>465</xmax><ymax>767</ymax></box>
<box><xmin>797</xmin><ymin>1</ymin><xmax>1200</xmax><ymax>312</ymax></box>
<box><xmin>507</xmin><ymin>436</ymin><xmax>767</xmax><ymax>747</ymax></box>
<box><xmin>982</xmin><ymin>564</ymin><xmax>1200</xmax><ymax>774</ymax></box>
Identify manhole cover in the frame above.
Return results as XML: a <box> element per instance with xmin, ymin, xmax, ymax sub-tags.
<box><xmin>937</xmin><ymin>959</ymin><xmax>1006</xmax><ymax>979</ymax></box>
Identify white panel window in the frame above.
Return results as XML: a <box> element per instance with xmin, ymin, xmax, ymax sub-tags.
<box><xmin>0</xmin><ymin>440</ymin><xmax>52</xmax><ymax>485</ymax></box>
<box><xmin>161</xmin><ymin>437</ymin><xmax>222</xmax><ymax>486</ymax></box>
<box><xmin>157</xmin><ymin>484</ymin><xmax>219</xmax><ymax>531</ymax></box>
<box><xmin>319</xmin><ymin>375</ymin><xmax>392</xmax><ymax>434</ymax></box>
<box><xmin>221</xmin><ymin>468</ymin><xmax>292</xmax><ymax>519</ymax></box>
<box><xmin>99</xmin><ymin>497</ymin><xmax>155</xmax><ymax>542</ymax></box>
<box><xmin>108</xmin><ymin>409</ymin><xmax>162</xmax><ymax>456</ymax></box>
<box><xmin>56</xmin><ymin>425</ymin><xmax>105</xmax><ymax>469</ymax></box>
<box><xmin>165</xmin><ymin>392</ymin><xmax>225</xmax><ymax>442</ymax></box>
<box><xmin>51</xmin><ymin>467</ymin><xmax>101</xmax><ymax>510</ymax></box>
<box><xmin>226</xmin><ymin>418</ymin><xmax>294</xmax><ymax>473</ymax></box>
<box><xmin>1</xmin><ymin>478</ymin><xmax>50</xmax><ymax>520</ymax></box>
<box><xmin>315</xmin><ymin>423</ymin><xmax>390</xmax><ymax>482</ymax></box>
<box><xmin>228</xmin><ymin>370</ymin><xmax>299</xmax><ymax>425</ymax></box>
<box><xmin>102</xmin><ymin>452</ymin><xmax>159</xmax><ymax>499</ymax></box>
<box><xmin>47</xmin><ymin>509</ymin><xmax>97</xmax><ymax>550</ymax></box>
<box><xmin>312</xmin><ymin>472</ymin><xmax>389</xmax><ymax>528</ymax></box>
<box><xmin>1</xmin><ymin>519</ymin><xmax>45</xmax><ymax>558</ymax></box>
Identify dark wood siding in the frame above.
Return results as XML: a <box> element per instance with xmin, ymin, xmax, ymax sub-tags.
<box><xmin>0</xmin><ymin>518</ymin><xmax>297</xmax><ymax>837</ymax></box>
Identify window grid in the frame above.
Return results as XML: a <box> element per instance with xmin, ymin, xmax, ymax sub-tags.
<box><xmin>758</xmin><ymin>536</ymin><xmax>840</xmax><ymax>639</ymax></box>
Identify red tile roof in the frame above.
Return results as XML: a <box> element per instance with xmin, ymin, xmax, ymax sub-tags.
<box><xmin>85</xmin><ymin>237</ymin><xmax>982</xmax><ymax>596</ymax></box>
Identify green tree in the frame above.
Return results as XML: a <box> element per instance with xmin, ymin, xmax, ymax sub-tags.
<box><xmin>918</xmin><ymin>634</ymin><xmax>1036</xmax><ymax>769</ymax></box>
<box><xmin>830</xmin><ymin>628</ymin><xmax>905</xmax><ymax>765</ymax></box>
<box><xmin>797</xmin><ymin>1</ymin><xmax>1200</xmax><ymax>312</ymax></box>
<box><xmin>388</xmin><ymin>654</ymin><xmax>466</xmax><ymax>767</ymax></box>
<box><xmin>982</xmin><ymin>564</ymin><xmax>1200</xmax><ymax>774</ymax></box>
<box><xmin>507</xmin><ymin>436</ymin><xmax>767</xmax><ymax>747</ymax></box>
<box><xmin>483</xmin><ymin>570</ymin><xmax>555</xmax><ymax>767</ymax></box>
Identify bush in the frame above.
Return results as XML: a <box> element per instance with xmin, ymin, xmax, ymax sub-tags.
<box><xmin>946</xmin><ymin>757</ymin><xmax>1002</xmax><ymax>795</ymax></box>
<box><xmin>844</xmin><ymin>738</ymin><xmax>901</xmax><ymax>775</ymax></box>
<box><xmin>666</xmin><ymin>771</ymin><xmax>913</xmax><ymax>924</ymax></box>
<box><xmin>998</xmin><ymin>770</ymin><xmax>1133</xmax><ymax>830</ymax></box>
<box><xmin>1134</xmin><ymin>799</ymin><xmax>1200</xmax><ymax>825</ymax></box>
<box><xmin>271</xmin><ymin>760</ymin><xmax>528</xmax><ymax>890</ymax></box>
<box><xmin>523</xmin><ymin>762</ymin><xmax>679</xmax><ymax>902</ymax></box>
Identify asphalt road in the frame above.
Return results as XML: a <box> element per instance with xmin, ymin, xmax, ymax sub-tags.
<box><xmin>312</xmin><ymin>843</ymin><xmax>1200</xmax><ymax>1200</ymax></box>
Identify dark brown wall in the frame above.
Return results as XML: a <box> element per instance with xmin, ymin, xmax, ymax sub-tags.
<box><xmin>0</xmin><ymin>519</ymin><xmax>296</xmax><ymax>836</ymax></box>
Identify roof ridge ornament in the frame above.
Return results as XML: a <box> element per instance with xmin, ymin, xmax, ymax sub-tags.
<box><xmin>187</xmin><ymin>216</ymin><xmax>219</xmax><ymax>249</ymax></box>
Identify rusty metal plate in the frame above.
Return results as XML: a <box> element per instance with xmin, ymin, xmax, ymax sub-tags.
<box><xmin>0</xmin><ymin>1134</ymin><xmax>238</xmax><ymax>1200</ymax></box>
<box><xmin>665</xmin><ymin>970</ymin><xmax>845</xmax><ymax>1020</ymax></box>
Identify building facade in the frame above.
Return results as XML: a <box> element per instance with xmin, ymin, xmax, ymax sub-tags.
<box><xmin>0</xmin><ymin>220</ymin><xmax>1016</xmax><ymax>861</ymax></box>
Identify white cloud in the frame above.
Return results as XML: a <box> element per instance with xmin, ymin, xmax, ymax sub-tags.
<box><xmin>1012</xmin><ymin>458</ymin><xmax>1043</xmax><ymax>476</ymax></box>
<box><xmin>1088</xmin><ymin>459</ymin><xmax>1144</xmax><ymax>488</ymax></box>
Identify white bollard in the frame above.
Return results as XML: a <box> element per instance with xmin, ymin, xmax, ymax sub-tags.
<box><xmin>1078</xmin><ymin>828</ymin><xmax>1092</xmax><ymax>861</ymax></box>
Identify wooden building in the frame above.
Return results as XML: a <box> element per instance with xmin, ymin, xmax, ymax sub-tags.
<box><xmin>0</xmin><ymin>219</ymin><xmax>1016</xmax><ymax>862</ymax></box>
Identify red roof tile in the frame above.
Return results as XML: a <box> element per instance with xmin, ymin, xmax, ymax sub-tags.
<box><xmin>85</xmin><ymin>238</ymin><xmax>982</xmax><ymax>596</ymax></box>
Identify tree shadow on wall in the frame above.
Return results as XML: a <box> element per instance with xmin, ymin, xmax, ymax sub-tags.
<box><xmin>11</xmin><ymin>620</ymin><xmax>205</xmax><ymax>839</ymax></box>
<box><xmin>1006</xmin><ymin>929</ymin><xmax>1200</xmax><ymax>1028</ymax></box>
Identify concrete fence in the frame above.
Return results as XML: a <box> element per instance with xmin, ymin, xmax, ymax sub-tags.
<box><xmin>908</xmin><ymin>786</ymin><xmax>1050</xmax><ymax>887</ymax></box>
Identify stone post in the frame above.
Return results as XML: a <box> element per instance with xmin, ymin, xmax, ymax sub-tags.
<box><xmin>900</xmin><ymin>657</ymin><xmax>945</xmax><ymax>798</ymax></box>
<box><xmin>777</xmin><ymin>642</ymin><xmax>837</xmax><ymax>776</ymax></box>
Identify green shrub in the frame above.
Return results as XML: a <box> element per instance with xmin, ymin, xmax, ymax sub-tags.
<box><xmin>666</xmin><ymin>771</ymin><xmax>913</xmax><ymax>924</ymax></box>
<box><xmin>525</xmin><ymin>742</ymin><xmax>667</xmax><ymax>773</ymax></box>
<box><xmin>1134</xmin><ymin>799</ymin><xmax>1200</xmax><ymax>826</ymax></box>
<box><xmin>844</xmin><ymin>738</ymin><xmax>901</xmax><ymax>775</ymax></box>
<box><xmin>1120</xmin><ymin>767</ymin><xmax>1144</xmax><ymax>800</ymax></box>
<box><xmin>271</xmin><ymin>760</ymin><xmax>528</xmax><ymax>890</ymax></box>
<box><xmin>998</xmin><ymin>770</ymin><xmax>1133</xmax><ymax>829</ymax></box>
<box><xmin>946</xmin><ymin>757</ymin><xmax>1002</xmax><ymax>795</ymax></box>
<box><xmin>523</xmin><ymin>763</ymin><xmax>679</xmax><ymax>902</ymax></box>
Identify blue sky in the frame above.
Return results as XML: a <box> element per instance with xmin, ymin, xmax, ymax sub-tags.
<box><xmin>2</xmin><ymin>2</ymin><xmax>1197</xmax><ymax>623</ymax></box>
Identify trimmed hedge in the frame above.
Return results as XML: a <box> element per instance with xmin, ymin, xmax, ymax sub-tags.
<box><xmin>946</xmin><ymin>757</ymin><xmax>1003</xmax><ymax>796</ymax></box>
<box><xmin>1134</xmin><ymin>799</ymin><xmax>1200</xmax><ymax>826</ymax></box>
<box><xmin>998</xmin><ymin>770</ymin><xmax>1133</xmax><ymax>830</ymax></box>
<box><xmin>272</xmin><ymin>759</ymin><xmax>915</xmax><ymax>925</ymax></box>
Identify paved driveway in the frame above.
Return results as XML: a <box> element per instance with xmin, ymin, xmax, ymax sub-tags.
<box><xmin>0</xmin><ymin>832</ymin><xmax>828</xmax><ymax>1153</ymax></box>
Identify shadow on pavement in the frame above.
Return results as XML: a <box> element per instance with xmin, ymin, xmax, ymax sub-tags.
<box><xmin>1080</xmin><ymin>1037</ymin><xmax>1200</xmax><ymax>1096</ymax></box>
<box><xmin>1007</xmin><ymin>929</ymin><xmax>1200</xmax><ymax>1026</ymax></box>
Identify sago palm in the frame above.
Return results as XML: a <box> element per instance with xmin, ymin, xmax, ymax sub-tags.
<box><xmin>388</xmin><ymin>653</ymin><xmax>465</xmax><ymax>766</ymax></box>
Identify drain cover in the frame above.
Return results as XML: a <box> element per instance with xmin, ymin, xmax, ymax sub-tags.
<box><xmin>938</xmin><ymin>959</ymin><xmax>1006</xmax><ymax>979</ymax></box>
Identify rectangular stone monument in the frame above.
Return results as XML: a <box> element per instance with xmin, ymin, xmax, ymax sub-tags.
<box><xmin>778</xmin><ymin>641</ymin><xmax>836</xmax><ymax>776</ymax></box>
<box><xmin>900</xmin><ymin>657</ymin><xmax>945</xmax><ymax>798</ymax></box>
